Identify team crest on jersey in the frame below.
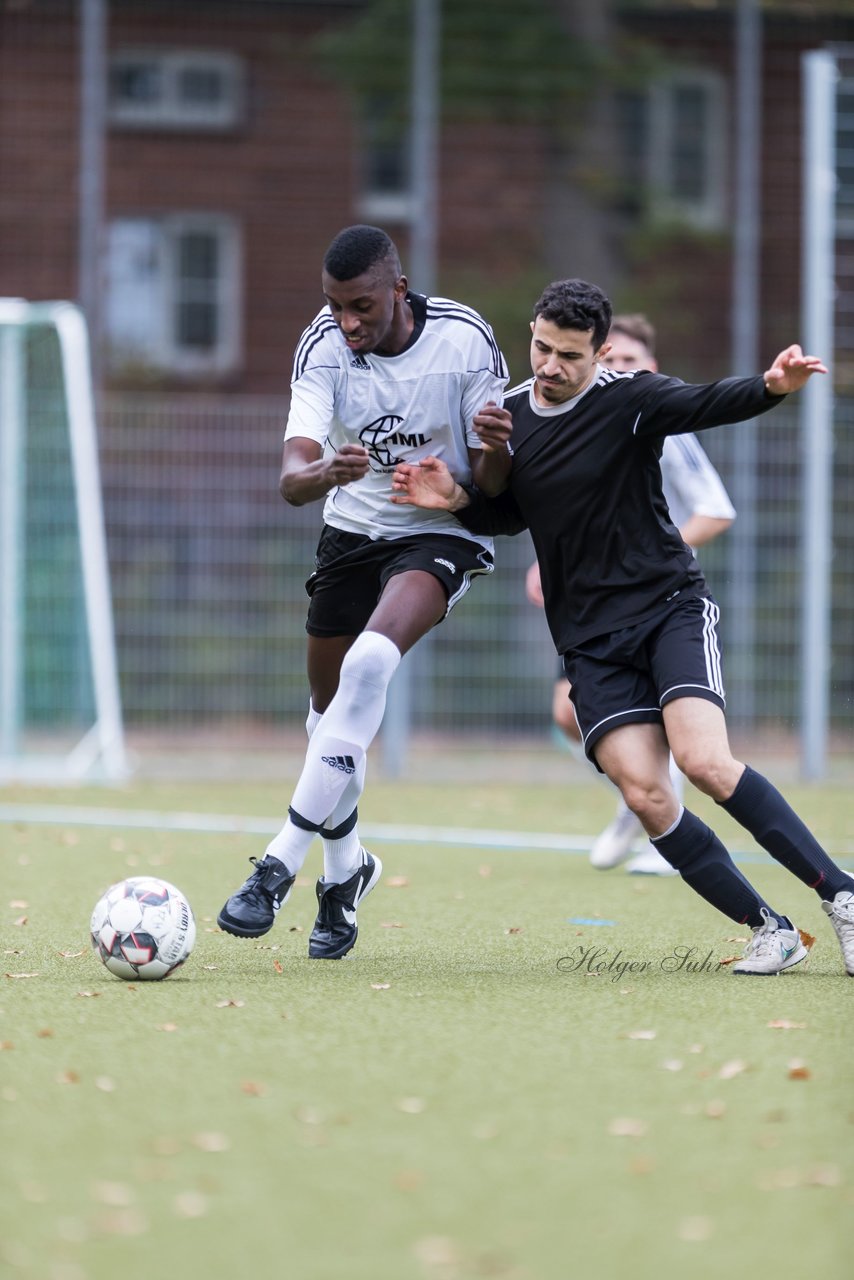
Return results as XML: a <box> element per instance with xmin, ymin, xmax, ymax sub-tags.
<box><xmin>358</xmin><ymin>415</ymin><xmax>432</xmax><ymax>471</ymax></box>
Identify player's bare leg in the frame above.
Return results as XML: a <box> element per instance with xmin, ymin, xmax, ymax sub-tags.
<box><xmin>591</xmin><ymin>720</ymin><xmax>805</xmax><ymax>973</ymax></box>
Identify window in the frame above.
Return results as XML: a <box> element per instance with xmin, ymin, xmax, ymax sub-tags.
<box><xmin>108</xmin><ymin>50</ymin><xmax>245</xmax><ymax>131</ymax></box>
<box><xmin>836</xmin><ymin>76</ymin><xmax>854</xmax><ymax>234</ymax></box>
<box><xmin>106</xmin><ymin>215</ymin><xmax>241</xmax><ymax>376</ymax></box>
<box><xmin>619</xmin><ymin>69</ymin><xmax>727</xmax><ymax>229</ymax></box>
<box><xmin>357</xmin><ymin>94</ymin><xmax>413</xmax><ymax>223</ymax></box>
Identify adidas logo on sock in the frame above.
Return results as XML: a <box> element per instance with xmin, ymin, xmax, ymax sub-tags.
<box><xmin>322</xmin><ymin>754</ymin><xmax>356</xmax><ymax>775</ymax></box>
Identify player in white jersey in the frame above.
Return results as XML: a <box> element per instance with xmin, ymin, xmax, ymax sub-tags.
<box><xmin>218</xmin><ymin>225</ymin><xmax>509</xmax><ymax>956</ymax></box>
<box><xmin>526</xmin><ymin>315</ymin><xmax>736</xmax><ymax>876</ymax></box>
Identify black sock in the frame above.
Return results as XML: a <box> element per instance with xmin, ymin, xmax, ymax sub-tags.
<box><xmin>719</xmin><ymin>766</ymin><xmax>853</xmax><ymax>902</ymax></box>
<box><xmin>652</xmin><ymin>808</ymin><xmax>781</xmax><ymax>929</ymax></box>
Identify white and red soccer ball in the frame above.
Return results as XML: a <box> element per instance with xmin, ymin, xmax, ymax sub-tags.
<box><xmin>90</xmin><ymin>876</ymin><xmax>196</xmax><ymax>981</ymax></box>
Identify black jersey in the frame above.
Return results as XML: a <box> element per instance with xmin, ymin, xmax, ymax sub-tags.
<box><xmin>456</xmin><ymin>367</ymin><xmax>782</xmax><ymax>653</ymax></box>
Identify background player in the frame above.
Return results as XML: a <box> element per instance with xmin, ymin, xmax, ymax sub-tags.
<box><xmin>218</xmin><ymin>225</ymin><xmax>509</xmax><ymax>957</ymax></box>
<box><xmin>526</xmin><ymin>314</ymin><xmax>736</xmax><ymax>876</ymax></box>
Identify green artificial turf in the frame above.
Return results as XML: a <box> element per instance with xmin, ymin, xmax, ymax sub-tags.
<box><xmin>2</xmin><ymin>775</ymin><xmax>852</xmax><ymax>1279</ymax></box>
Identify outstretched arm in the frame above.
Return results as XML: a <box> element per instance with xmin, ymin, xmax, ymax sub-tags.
<box><xmin>391</xmin><ymin>457</ymin><xmax>469</xmax><ymax>512</ymax></box>
<box><xmin>763</xmin><ymin>345</ymin><xmax>827</xmax><ymax>395</ymax></box>
<box><xmin>391</xmin><ymin>457</ymin><xmax>528</xmax><ymax>536</ymax></box>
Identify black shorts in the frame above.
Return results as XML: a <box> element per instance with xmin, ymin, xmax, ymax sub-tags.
<box><xmin>305</xmin><ymin>525</ymin><xmax>494</xmax><ymax>638</ymax></box>
<box><xmin>562</xmin><ymin>594</ymin><xmax>725</xmax><ymax>770</ymax></box>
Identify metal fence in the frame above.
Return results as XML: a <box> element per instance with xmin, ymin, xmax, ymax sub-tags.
<box><xmin>96</xmin><ymin>393</ymin><xmax>854</xmax><ymax>752</ymax></box>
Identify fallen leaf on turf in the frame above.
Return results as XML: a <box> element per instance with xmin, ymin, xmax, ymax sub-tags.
<box><xmin>705</xmin><ymin>1100</ymin><xmax>727</xmax><ymax>1118</ymax></box>
<box><xmin>174</xmin><ymin>1190</ymin><xmax>208</xmax><ymax>1219</ymax></box>
<box><xmin>478</xmin><ymin>865</ymin><xmax>492</xmax><ymax>878</ymax></box>
<box><xmin>678</xmin><ymin>1216</ymin><xmax>713</xmax><ymax>1242</ymax></box>
<box><xmin>9</xmin><ymin>900</ymin><xmax>27</xmax><ymax>909</ymax></box>
<box><xmin>273</xmin><ymin>959</ymin><xmax>283</xmax><ymax>974</ymax></box>
<box><xmin>787</xmin><ymin>1059</ymin><xmax>811</xmax><ymax>1080</ymax></box>
<box><xmin>36</xmin><ymin>1029</ymin><xmax>53</xmax><ymax>1038</ymax></box>
<box><xmin>381</xmin><ymin>921</ymin><xmax>404</xmax><ymax>929</ymax></box>
<box><xmin>505</xmin><ymin>927</ymin><xmax>523</xmax><ymax>935</ymax></box>
<box><xmin>92</xmin><ymin>1181</ymin><xmax>133</xmax><ymax>1206</ymax></box>
<box><xmin>608</xmin><ymin>1117</ymin><xmax>648</xmax><ymax>1137</ymax></box>
<box><xmin>661</xmin><ymin>1059</ymin><xmax>683</xmax><ymax>1072</ymax></box>
<box><xmin>192</xmin><ymin>1132</ymin><xmax>230</xmax><ymax>1152</ymax></box>
<box><xmin>718</xmin><ymin>1059</ymin><xmax>748</xmax><ymax>1080</ymax></box>
<box><xmin>156</xmin><ymin>1023</ymin><xmax>178</xmax><ymax>1033</ymax></box>
<box><xmin>75</xmin><ymin>990</ymin><xmax>100</xmax><ymax>998</ymax></box>
<box><xmin>718</xmin><ymin>956</ymin><xmax>739</xmax><ymax>966</ymax></box>
<box><xmin>805</xmin><ymin>1164</ymin><xmax>841</xmax><ymax>1187</ymax></box>
<box><xmin>94</xmin><ymin>1207</ymin><xmax>147</xmax><ymax>1236</ymax></box>
<box><xmin>371</xmin><ymin>983</ymin><xmax>391</xmax><ymax>990</ymax></box>
<box><xmin>387</xmin><ymin>876</ymin><xmax>409</xmax><ymax>888</ymax></box>
<box><xmin>688</xmin><ymin>1045</ymin><xmax>705</xmax><ymax>1054</ymax></box>
<box><xmin>287</xmin><ymin>926</ymin><xmax>304</xmax><ymax>933</ymax></box>
<box><xmin>240</xmin><ymin>1080</ymin><xmax>268</xmax><ymax>1097</ymax></box>
<box><xmin>629</xmin><ymin>1156</ymin><xmax>656</xmax><ymax>1175</ymax></box>
<box><xmin>767</xmin><ymin>1020</ymin><xmax>807</xmax><ymax>1030</ymax></box>
<box><xmin>394</xmin><ymin>1168</ymin><xmax>424</xmax><ymax>1191</ymax></box>
<box><xmin>397</xmin><ymin>1097</ymin><xmax>426</xmax><ymax>1114</ymax></box>
<box><xmin>56</xmin><ymin>1070</ymin><xmax>80</xmax><ymax>1084</ymax></box>
<box><xmin>12</xmin><ymin>917</ymin><xmax>27</xmax><ymax>927</ymax></box>
<box><xmin>95</xmin><ymin>1076</ymin><xmax>116</xmax><ymax>1093</ymax></box>
<box><xmin>413</xmin><ymin>1237</ymin><xmax>460</xmax><ymax>1271</ymax></box>
<box><xmin>4</xmin><ymin>972</ymin><xmax>38</xmax><ymax>979</ymax></box>
<box><xmin>202</xmin><ymin>965</ymin><xmax>218</xmax><ymax>971</ymax></box>
<box><xmin>295</xmin><ymin>1106</ymin><xmax>325</xmax><ymax>1126</ymax></box>
<box><xmin>58</xmin><ymin>950</ymin><xmax>84</xmax><ymax>959</ymax></box>
<box><xmin>626</xmin><ymin>1029</ymin><xmax>656</xmax><ymax>1040</ymax></box>
<box><xmin>215</xmin><ymin>1000</ymin><xmax>245</xmax><ymax>1008</ymax></box>
<box><xmin>3</xmin><ymin>949</ymin><xmax>23</xmax><ymax>956</ymax></box>
<box><xmin>0</xmin><ymin>1041</ymin><xmax>13</xmax><ymax>1051</ymax></box>
<box><xmin>798</xmin><ymin>929</ymin><xmax>817</xmax><ymax>950</ymax></box>
<box><xmin>725</xmin><ymin>936</ymin><xmax>748</xmax><ymax>943</ymax></box>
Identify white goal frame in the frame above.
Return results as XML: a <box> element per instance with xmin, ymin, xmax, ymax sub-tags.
<box><xmin>0</xmin><ymin>299</ymin><xmax>129</xmax><ymax>782</ymax></box>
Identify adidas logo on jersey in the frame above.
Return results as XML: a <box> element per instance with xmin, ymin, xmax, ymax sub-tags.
<box><xmin>434</xmin><ymin>557</ymin><xmax>456</xmax><ymax>574</ymax></box>
<box><xmin>350</xmin><ymin>354</ymin><xmax>370</xmax><ymax>370</ymax></box>
<box><xmin>322</xmin><ymin>754</ymin><xmax>356</xmax><ymax>775</ymax></box>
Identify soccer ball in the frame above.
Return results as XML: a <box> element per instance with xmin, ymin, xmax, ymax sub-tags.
<box><xmin>90</xmin><ymin>876</ymin><xmax>196</xmax><ymax>981</ymax></box>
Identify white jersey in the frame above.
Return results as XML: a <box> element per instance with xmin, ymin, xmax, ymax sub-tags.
<box><xmin>286</xmin><ymin>292</ymin><xmax>508</xmax><ymax>546</ymax></box>
<box><xmin>660</xmin><ymin>433</ymin><xmax>736</xmax><ymax>532</ymax></box>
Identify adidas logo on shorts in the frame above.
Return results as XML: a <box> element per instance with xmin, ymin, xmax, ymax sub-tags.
<box><xmin>434</xmin><ymin>557</ymin><xmax>456</xmax><ymax>574</ymax></box>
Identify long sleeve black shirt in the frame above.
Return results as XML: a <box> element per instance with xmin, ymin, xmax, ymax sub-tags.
<box><xmin>455</xmin><ymin>366</ymin><xmax>782</xmax><ymax>654</ymax></box>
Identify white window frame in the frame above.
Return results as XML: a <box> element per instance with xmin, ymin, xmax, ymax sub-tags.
<box><xmin>108</xmin><ymin>49</ymin><xmax>245</xmax><ymax>131</ymax></box>
<box><xmin>646</xmin><ymin>68</ymin><xmax>727</xmax><ymax>230</ymax></box>
<box><xmin>106</xmin><ymin>213</ymin><xmax>242</xmax><ymax>377</ymax></box>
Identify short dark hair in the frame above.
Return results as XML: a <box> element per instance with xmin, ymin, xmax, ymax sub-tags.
<box><xmin>323</xmin><ymin>225</ymin><xmax>402</xmax><ymax>283</ymax></box>
<box><xmin>533</xmin><ymin>279</ymin><xmax>612</xmax><ymax>351</ymax></box>
<box><xmin>609</xmin><ymin>313</ymin><xmax>656</xmax><ymax>356</ymax></box>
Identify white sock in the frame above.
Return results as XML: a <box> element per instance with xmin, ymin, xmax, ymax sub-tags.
<box><xmin>306</xmin><ymin>699</ymin><xmax>368</xmax><ymax>882</ymax></box>
<box><xmin>285</xmin><ymin>631</ymin><xmax>400</xmax><ymax>852</ymax></box>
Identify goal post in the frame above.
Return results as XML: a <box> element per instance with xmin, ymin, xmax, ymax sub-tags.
<box><xmin>0</xmin><ymin>298</ymin><xmax>129</xmax><ymax>782</ymax></box>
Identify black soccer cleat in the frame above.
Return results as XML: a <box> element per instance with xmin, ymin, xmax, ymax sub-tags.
<box><xmin>308</xmin><ymin>850</ymin><xmax>382</xmax><ymax>959</ymax></box>
<box><xmin>217</xmin><ymin>854</ymin><xmax>295</xmax><ymax>938</ymax></box>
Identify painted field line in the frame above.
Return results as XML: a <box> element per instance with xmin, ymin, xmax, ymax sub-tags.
<box><xmin>2</xmin><ymin>803</ymin><xmax>851</xmax><ymax>867</ymax></box>
<box><xmin>0</xmin><ymin>802</ymin><xmax>591</xmax><ymax>853</ymax></box>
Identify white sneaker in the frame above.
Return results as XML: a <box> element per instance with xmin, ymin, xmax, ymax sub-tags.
<box><xmin>732</xmin><ymin>909</ymin><xmax>808</xmax><ymax>976</ymax></box>
<box><xmin>626</xmin><ymin>846</ymin><xmax>679</xmax><ymax>877</ymax></box>
<box><xmin>589</xmin><ymin>803</ymin><xmax>643</xmax><ymax>870</ymax></box>
<box><xmin>821</xmin><ymin>889</ymin><xmax>854</xmax><ymax>976</ymax></box>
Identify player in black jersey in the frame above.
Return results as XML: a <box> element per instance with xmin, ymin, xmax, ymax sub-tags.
<box><xmin>391</xmin><ymin>277</ymin><xmax>854</xmax><ymax>977</ymax></box>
